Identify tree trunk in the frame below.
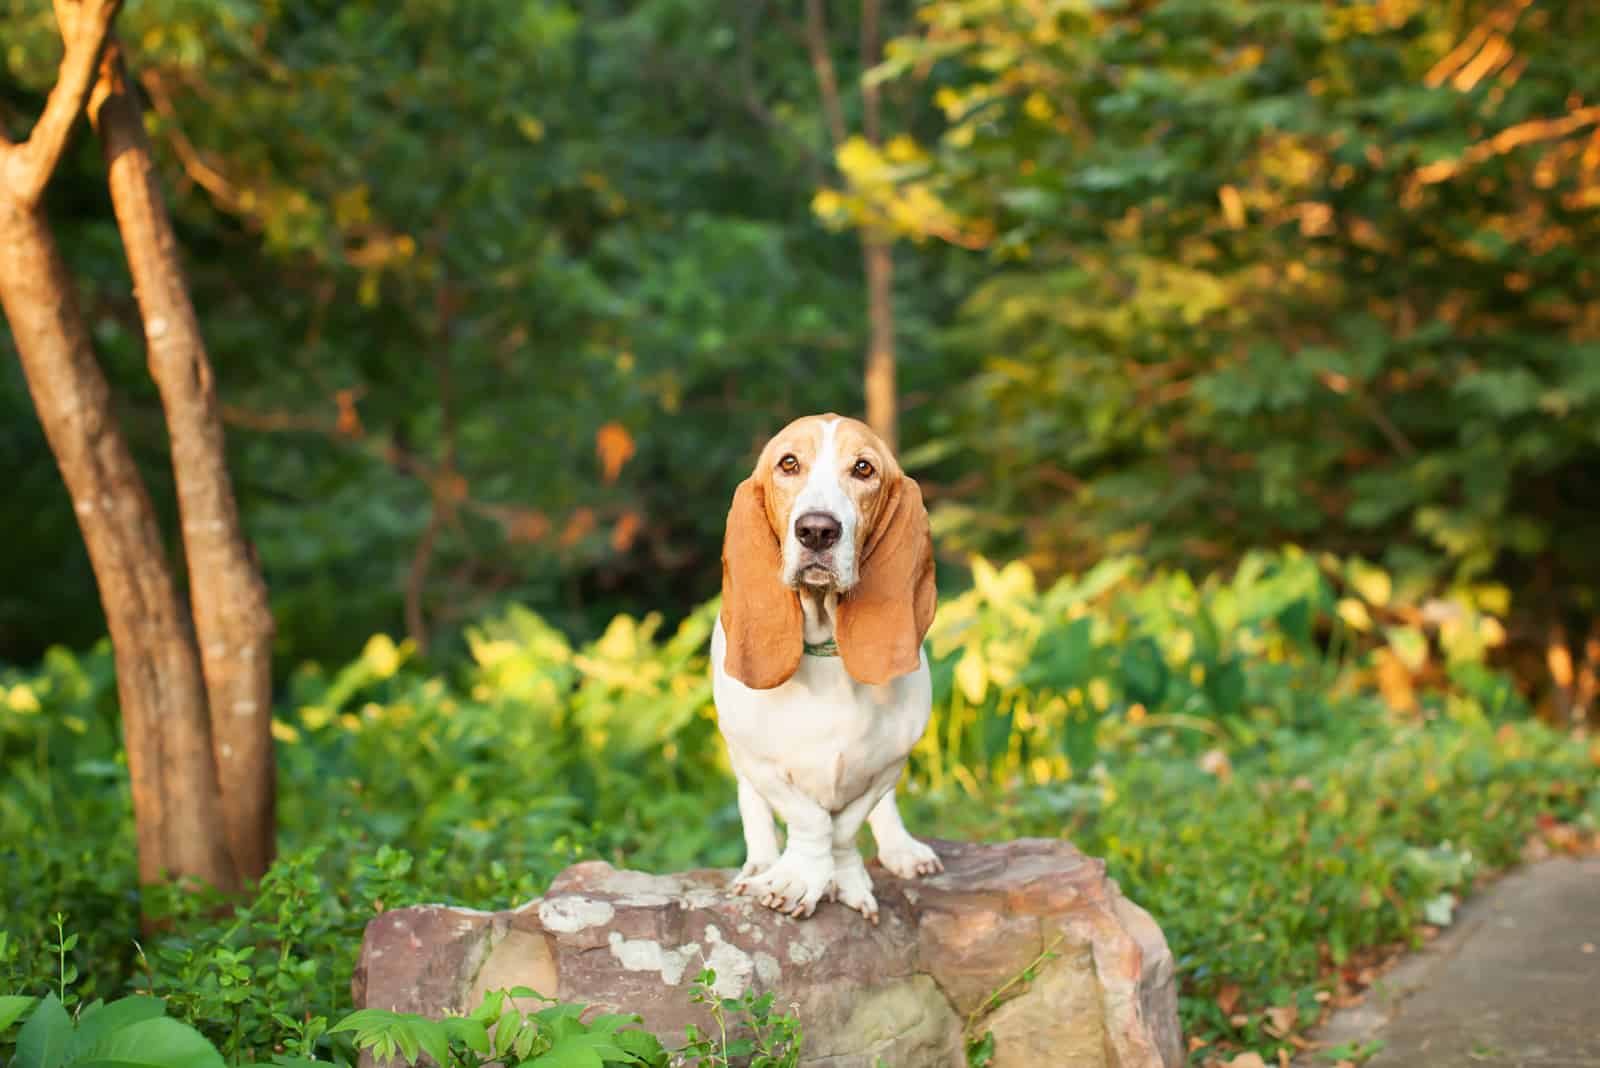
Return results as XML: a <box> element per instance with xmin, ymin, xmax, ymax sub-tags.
<box><xmin>861</xmin><ymin>237</ymin><xmax>896</xmax><ymax>450</ymax></box>
<box><xmin>804</xmin><ymin>0</ymin><xmax>900</xmax><ymax>449</ymax></box>
<box><xmin>0</xmin><ymin>80</ymin><xmax>238</xmax><ymax>889</ymax></box>
<box><xmin>858</xmin><ymin>0</ymin><xmax>896</xmax><ymax>449</ymax></box>
<box><xmin>89</xmin><ymin>43</ymin><xmax>277</xmax><ymax>881</ymax></box>
<box><xmin>0</xmin><ymin>0</ymin><xmax>246</xmax><ymax>892</ymax></box>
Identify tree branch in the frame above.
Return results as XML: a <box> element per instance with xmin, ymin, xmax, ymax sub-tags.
<box><xmin>3</xmin><ymin>0</ymin><xmax>122</xmax><ymax>206</ymax></box>
<box><xmin>1414</xmin><ymin>106</ymin><xmax>1600</xmax><ymax>186</ymax></box>
<box><xmin>860</xmin><ymin>0</ymin><xmax>881</xmax><ymax>146</ymax></box>
<box><xmin>804</xmin><ymin>0</ymin><xmax>850</xmax><ymax>150</ymax></box>
<box><xmin>137</xmin><ymin>68</ymin><xmax>245</xmax><ymax>212</ymax></box>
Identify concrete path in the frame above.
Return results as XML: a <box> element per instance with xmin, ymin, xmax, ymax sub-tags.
<box><xmin>1301</xmin><ymin>855</ymin><xmax>1600</xmax><ymax>1067</ymax></box>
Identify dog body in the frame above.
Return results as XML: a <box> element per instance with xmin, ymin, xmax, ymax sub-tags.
<box><xmin>711</xmin><ymin>414</ymin><xmax>942</xmax><ymax>921</ymax></box>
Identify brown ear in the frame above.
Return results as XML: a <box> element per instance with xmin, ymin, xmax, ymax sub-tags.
<box><xmin>719</xmin><ymin>477</ymin><xmax>803</xmax><ymax>689</ymax></box>
<box><xmin>836</xmin><ymin>475</ymin><xmax>936</xmax><ymax>685</ymax></box>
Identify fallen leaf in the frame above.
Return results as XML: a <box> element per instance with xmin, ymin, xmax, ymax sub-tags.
<box><xmin>1189</xmin><ymin>1036</ymin><xmax>1211</xmax><ymax>1052</ymax></box>
<box><xmin>1216</xmin><ymin>982</ymin><xmax>1243</xmax><ymax>1015</ymax></box>
<box><xmin>1226</xmin><ymin>1054</ymin><xmax>1267</xmax><ymax>1068</ymax></box>
<box><xmin>1264</xmin><ymin>1005</ymin><xmax>1298</xmax><ymax>1037</ymax></box>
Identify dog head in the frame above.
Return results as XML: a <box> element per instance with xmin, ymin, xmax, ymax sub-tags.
<box><xmin>719</xmin><ymin>414</ymin><xmax>935</xmax><ymax>689</ymax></box>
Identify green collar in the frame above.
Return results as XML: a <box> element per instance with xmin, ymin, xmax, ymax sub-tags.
<box><xmin>803</xmin><ymin>638</ymin><xmax>839</xmax><ymax>657</ymax></box>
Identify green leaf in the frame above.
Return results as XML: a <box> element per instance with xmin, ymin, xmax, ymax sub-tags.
<box><xmin>583</xmin><ymin>1014</ymin><xmax>639</xmax><ymax>1036</ymax></box>
<box><xmin>16</xmin><ymin>993</ymin><xmax>72</xmax><ymax>1068</ymax></box>
<box><xmin>409</xmin><ymin>1018</ymin><xmax>451</xmax><ymax>1068</ymax></box>
<box><xmin>73</xmin><ymin>1018</ymin><xmax>225</xmax><ymax>1068</ymax></box>
<box><xmin>1204</xmin><ymin>658</ymin><xmax>1246</xmax><ymax>716</ymax></box>
<box><xmin>523</xmin><ymin>1036</ymin><xmax>605</xmax><ymax>1068</ymax></box>
<box><xmin>392</xmin><ymin>1021</ymin><xmax>419</xmax><ymax>1063</ymax></box>
<box><xmin>1062</xmin><ymin>708</ymin><xmax>1097</xmax><ymax>774</ymax></box>
<box><xmin>467</xmin><ymin>991</ymin><xmax>504</xmax><ymax>1023</ymax></box>
<box><xmin>443</xmin><ymin>1016</ymin><xmax>490</xmax><ymax>1054</ymax></box>
<box><xmin>328</xmin><ymin>1008</ymin><xmax>406</xmax><ymax>1035</ymax></box>
<box><xmin>70</xmin><ymin>997</ymin><xmax>166</xmax><ymax>1060</ymax></box>
<box><xmin>981</xmin><ymin>704</ymin><xmax>1014</xmax><ymax>764</ymax></box>
<box><xmin>0</xmin><ymin>996</ymin><xmax>38</xmax><ymax>1032</ymax></box>
<box><xmin>1022</xmin><ymin>617</ymin><xmax>1093</xmax><ymax>688</ymax></box>
<box><xmin>1119</xmin><ymin>638</ymin><xmax>1168</xmax><ymax>707</ymax></box>
<box><xmin>611</xmin><ymin>1029</ymin><xmax>664</xmax><ymax>1060</ymax></box>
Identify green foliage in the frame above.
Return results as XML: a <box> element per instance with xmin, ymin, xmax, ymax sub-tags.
<box><xmin>0</xmin><ymin>0</ymin><xmax>968</xmax><ymax>667</ymax></box>
<box><xmin>3</xmin><ymin>993</ymin><xmax>225</xmax><ymax>1068</ymax></box>
<box><xmin>332</xmin><ymin>987</ymin><xmax>668</xmax><ymax>1068</ymax></box>
<box><xmin>856</xmin><ymin>0</ymin><xmax>1600</xmax><ymax>650</ymax></box>
<box><xmin>0</xmin><ymin>950</ymin><xmax>805</xmax><ymax>1068</ymax></box>
<box><xmin>677</xmin><ymin>969</ymin><xmax>802</xmax><ymax>1068</ymax></box>
<box><xmin>3</xmin><ymin>553</ymin><xmax>1595</xmax><ymax>1064</ymax></box>
<box><xmin>918</xmin><ymin>547</ymin><xmax>1518</xmax><ymax>791</ymax></box>
<box><xmin>0</xmin><ymin>977</ymin><xmax>735</xmax><ymax>1068</ymax></box>
<box><xmin>5</xmin><ymin>0</ymin><xmax>1599</xmax><ymax>682</ymax></box>
<box><xmin>917</xmin><ymin>711</ymin><xmax>1592</xmax><ymax>1063</ymax></box>
<box><xmin>7</xmin><ymin>0</ymin><xmax>1597</xmax><ymax>681</ymax></box>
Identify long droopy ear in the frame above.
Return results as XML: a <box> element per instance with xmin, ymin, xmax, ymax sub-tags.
<box><xmin>719</xmin><ymin>477</ymin><xmax>803</xmax><ymax>689</ymax></box>
<box><xmin>836</xmin><ymin>475</ymin><xmax>936</xmax><ymax>685</ymax></box>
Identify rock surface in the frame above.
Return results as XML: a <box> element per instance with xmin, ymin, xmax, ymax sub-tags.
<box><xmin>353</xmin><ymin>838</ymin><xmax>1183</xmax><ymax>1068</ymax></box>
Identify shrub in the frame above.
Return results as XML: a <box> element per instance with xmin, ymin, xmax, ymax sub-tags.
<box><xmin>2</xmin><ymin>549</ymin><xmax>1593</xmax><ymax>1064</ymax></box>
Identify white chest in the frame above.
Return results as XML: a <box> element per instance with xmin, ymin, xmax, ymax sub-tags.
<box><xmin>710</xmin><ymin>620</ymin><xmax>932</xmax><ymax>811</ymax></box>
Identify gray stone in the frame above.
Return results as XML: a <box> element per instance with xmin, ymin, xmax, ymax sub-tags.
<box><xmin>353</xmin><ymin>838</ymin><xmax>1183</xmax><ymax>1068</ymax></box>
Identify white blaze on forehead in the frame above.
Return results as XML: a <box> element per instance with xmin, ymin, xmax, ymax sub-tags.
<box><xmin>782</xmin><ymin>418</ymin><xmax>861</xmax><ymax>590</ymax></box>
<box><xmin>796</xmin><ymin>419</ymin><xmax>851</xmax><ymax>518</ymax></box>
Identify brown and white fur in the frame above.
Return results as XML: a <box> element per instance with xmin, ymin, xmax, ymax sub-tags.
<box><xmin>711</xmin><ymin>414</ymin><xmax>942</xmax><ymax>922</ymax></box>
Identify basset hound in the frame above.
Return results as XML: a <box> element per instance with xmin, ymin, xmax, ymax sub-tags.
<box><xmin>711</xmin><ymin>413</ymin><xmax>942</xmax><ymax>922</ymax></box>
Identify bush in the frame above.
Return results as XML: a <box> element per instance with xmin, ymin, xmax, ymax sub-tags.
<box><xmin>0</xmin><ymin>968</ymin><xmax>797</xmax><ymax>1068</ymax></box>
<box><xmin>2</xmin><ymin>549</ymin><xmax>1594</xmax><ymax>1065</ymax></box>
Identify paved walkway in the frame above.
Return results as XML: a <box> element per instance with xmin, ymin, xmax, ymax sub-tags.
<box><xmin>1300</xmin><ymin>855</ymin><xmax>1600</xmax><ymax>1068</ymax></box>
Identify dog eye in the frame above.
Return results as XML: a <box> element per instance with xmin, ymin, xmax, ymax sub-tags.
<box><xmin>778</xmin><ymin>454</ymin><xmax>800</xmax><ymax>475</ymax></box>
<box><xmin>852</xmin><ymin>459</ymin><xmax>875</xmax><ymax>479</ymax></box>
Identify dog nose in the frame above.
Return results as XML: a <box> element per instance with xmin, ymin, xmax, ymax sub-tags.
<box><xmin>795</xmin><ymin>511</ymin><xmax>842</xmax><ymax>551</ymax></box>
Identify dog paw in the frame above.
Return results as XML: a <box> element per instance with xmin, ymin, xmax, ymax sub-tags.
<box><xmin>828</xmin><ymin>860</ymin><xmax>879</xmax><ymax>924</ymax></box>
<box><xmin>877</xmin><ymin>837</ymin><xmax>943</xmax><ymax>879</ymax></box>
<box><xmin>730</xmin><ymin>857</ymin><xmax>777</xmax><ymax>896</ymax></box>
<box><xmin>742</xmin><ymin>853</ymin><xmax>832</xmax><ymax>918</ymax></box>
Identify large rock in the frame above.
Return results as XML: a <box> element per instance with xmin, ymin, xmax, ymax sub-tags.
<box><xmin>352</xmin><ymin>838</ymin><xmax>1183</xmax><ymax>1068</ymax></box>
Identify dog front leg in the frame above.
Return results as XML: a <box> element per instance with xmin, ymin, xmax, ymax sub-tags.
<box><xmin>734</xmin><ymin>776</ymin><xmax>835</xmax><ymax>918</ymax></box>
<box><xmin>868</xmin><ymin>785</ymin><xmax>944</xmax><ymax>878</ymax></box>
<box><xmin>827</xmin><ymin>767</ymin><xmax>905</xmax><ymax>924</ymax></box>
<box><xmin>731</xmin><ymin>773</ymin><xmax>781</xmax><ymax>893</ymax></box>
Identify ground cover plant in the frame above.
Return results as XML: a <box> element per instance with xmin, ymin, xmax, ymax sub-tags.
<box><xmin>3</xmin><ymin>550</ymin><xmax>1595</xmax><ymax>1066</ymax></box>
